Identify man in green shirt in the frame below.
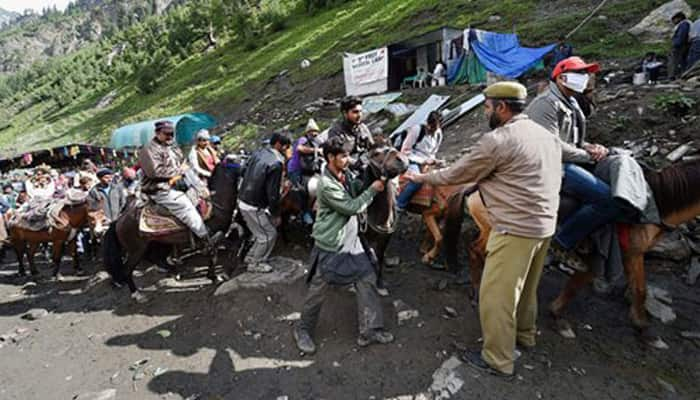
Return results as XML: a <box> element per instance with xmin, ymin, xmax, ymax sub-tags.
<box><xmin>294</xmin><ymin>136</ymin><xmax>393</xmax><ymax>354</ymax></box>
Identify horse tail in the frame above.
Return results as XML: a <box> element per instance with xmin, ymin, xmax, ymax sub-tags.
<box><xmin>102</xmin><ymin>222</ymin><xmax>126</xmax><ymax>284</ymax></box>
<box><xmin>443</xmin><ymin>189</ymin><xmax>466</xmax><ymax>272</ymax></box>
<box><xmin>443</xmin><ymin>185</ymin><xmax>478</xmax><ymax>273</ymax></box>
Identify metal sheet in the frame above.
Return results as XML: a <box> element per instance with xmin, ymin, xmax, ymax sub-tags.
<box><xmin>391</xmin><ymin>94</ymin><xmax>450</xmax><ymax>135</ymax></box>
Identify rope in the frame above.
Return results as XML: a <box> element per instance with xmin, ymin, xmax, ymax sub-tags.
<box><xmin>565</xmin><ymin>0</ymin><xmax>611</xmax><ymax>39</ymax></box>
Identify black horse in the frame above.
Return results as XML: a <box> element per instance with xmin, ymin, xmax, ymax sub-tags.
<box><xmin>102</xmin><ymin>162</ymin><xmax>242</xmax><ymax>302</ymax></box>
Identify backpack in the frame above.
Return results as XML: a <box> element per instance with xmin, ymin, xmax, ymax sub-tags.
<box><xmin>390</xmin><ymin>125</ymin><xmax>427</xmax><ymax>150</ymax></box>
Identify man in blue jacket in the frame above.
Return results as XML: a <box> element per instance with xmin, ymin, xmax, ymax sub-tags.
<box><xmin>670</xmin><ymin>12</ymin><xmax>691</xmax><ymax>79</ymax></box>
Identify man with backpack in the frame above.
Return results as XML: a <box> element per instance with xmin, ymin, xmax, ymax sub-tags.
<box><xmin>395</xmin><ymin>111</ymin><xmax>443</xmax><ymax>212</ymax></box>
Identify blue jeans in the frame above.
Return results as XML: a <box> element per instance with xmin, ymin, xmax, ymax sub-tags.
<box><xmin>397</xmin><ymin>164</ymin><xmax>422</xmax><ymax>210</ymax></box>
<box><xmin>554</xmin><ymin>163</ymin><xmax>626</xmax><ymax>250</ymax></box>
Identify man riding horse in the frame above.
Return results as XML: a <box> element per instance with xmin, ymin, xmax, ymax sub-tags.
<box><xmin>527</xmin><ymin>56</ymin><xmax>657</xmax><ymax>287</ymax></box>
<box><xmin>138</xmin><ymin>120</ymin><xmax>223</xmax><ymax>249</ymax></box>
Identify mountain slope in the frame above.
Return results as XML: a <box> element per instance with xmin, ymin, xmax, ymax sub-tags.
<box><xmin>1</xmin><ymin>0</ymin><xmax>698</xmax><ymax>154</ymax></box>
<box><xmin>0</xmin><ymin>0</ymin><xmax>175</xmax><ymax>74</ymax></box>
<box><xmin>0</xmin><ymin>8</ymin><xmax>19</xmax><ymax>27</ymax></box>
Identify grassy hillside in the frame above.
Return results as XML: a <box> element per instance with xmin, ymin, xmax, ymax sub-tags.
<box><xmin>0</xmin><ymin>0</ymin><xmax>696</xmax><ymax>154</ymax></box>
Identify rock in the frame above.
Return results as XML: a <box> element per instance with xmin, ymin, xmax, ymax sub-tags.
<box><xmin>648</xmin><ymin>231</ymin><xmax>691</xmax><ymax>261</ymax></box>
<box><xmin>215</xmin><ymin>257</ymin><xmax>305</xmax><ymax>296</ymax></box>
<box><xmin>73</xmin><ymin>389</ymin><xmax>117</xmax><ymax>400</ymax></box>
<box><xmin>629</xmin><ymin>0</ymin><xmax>692</xmax><ymax>43</ymax></box>
<box><xmin>276</xmin><ymin>312</ymin><xmax>301</xmax><ymax>322</ymax></box>
<box><xmin>393</xmin><ymin>299</ymin><xmax>419</xmax><ymax>325</ymax></box>
<box><xmin>385</xmin><ymin>256</ymin><xmax>401</xmax><ymax>267</ymax></box>
<box><xmin>645</xmin><ymin>293</ymin><xmax>676</xmax><ymax>324</ymax></box>
<box><xmin>156</xmin><ymin>329</ymin><xmax>172</xmax><ymax>338</ymax></box>
<box><xmin>666</xmin><ymin>143</ymin><xmax>694</xmax><ymax>162</ymax></box>
<box><xmin>429</xmin><ymin>356</ymin><xmax>464</xmax><ymax>399</ymax></box>
<box><xmin>647</xmin><ymin>284</ymin><xmax>672</xmax><ymax>304</ymax></box>
<box><xmin>22</xmin><ymin>308</ymin><xmax>48</xmax><ymax>321</ymax></box>
<box><xmin>84</xmin><ymin>271</ymin><xmax>111</xmax><ymax>292</ymax></box>
<box><xmin>687</xmin><ymin>257</ymin><xmax>700</xmax><ymax>285</ymax></box>
<box><xmin>443</xmin><ymin>306</ymin><xmax>458</xmax><ymax>318</ymax></box>
<box><xmin>656</xmin><ymin>377</ymin><xmax>677</xmax><ymax>394</ymax></box>
<box><xmin>680</xmin><ymin>331</ymin><xmax>700</xmax><ymax>339</ymax></box>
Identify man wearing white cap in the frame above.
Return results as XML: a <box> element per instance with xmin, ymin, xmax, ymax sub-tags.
<box><xmin>288</xmin><ymin>119</ymin><xmax>322</xmax><ymax>225</ymax></box>
<box><xmin>188</xmin><ymin>129</ymin><xmax>220</xmax><ymax>183</ymax></box>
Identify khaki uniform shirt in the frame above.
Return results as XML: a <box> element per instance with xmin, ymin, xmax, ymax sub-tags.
<box><xmin>423</xmin><ymin>114</ymin><xmax>562</xmax><ymax>238</ymax></box>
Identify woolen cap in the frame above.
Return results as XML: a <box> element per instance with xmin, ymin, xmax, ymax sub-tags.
<box><xmin>483</xmin><ymin>81</ymin><xmax>528</xmax><ymax>100</ymax></box>
<box><xmin>155</xmin><ymin>120</ymin><xmax>174</xmax><ymax>133</ymax></box>
<box><xmin>196</xmin><ymin>129</ymin><xmax>211</xmax><ymax>140</ymax></box>
<box><xmin>306</xmin><ymin>118</ymin><xmax>320</xmax><ymax>133</ymax></box>
<box><xmin>97</xmin><ymin>168</ymin><xmax>114</xmax><ymax>178</ymax></box>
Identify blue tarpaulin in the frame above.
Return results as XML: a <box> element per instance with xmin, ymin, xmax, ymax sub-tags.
<box><xmin>468</xmin><ymin>29</ymin><xmax>555</xmax><ymax>79</ymax></box>
<box><xmin>111</xmin><ymin>113</ymin><xmax>217</xmax><ymax>149</ymax></box>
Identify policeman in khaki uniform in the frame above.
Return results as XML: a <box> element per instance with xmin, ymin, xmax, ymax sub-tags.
<box><xmin>407</xmin><ymin>82</ymin><xmax>563</xmax><ymax>378</ymax></box>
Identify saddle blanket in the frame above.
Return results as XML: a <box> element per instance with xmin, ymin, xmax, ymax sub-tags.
<box><xmin>138</xmin><ymin>195</ymin><xmax>212</xmax><ymax>236</ymax></box>
<box><xmin>7</xmin><ymin>190</ymin><xmax>88</xmax><ymax>232</ymax></box>
<box><xmin>397</xmin><ymin>176</ymin><xmax>449</xmax><ymax>210</ymax></box>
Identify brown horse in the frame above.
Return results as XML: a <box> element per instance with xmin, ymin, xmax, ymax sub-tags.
<box><xmin>444</xmin><ymin>159</ymin><xmax>700</xmax><ymax>347</ymax></box>
<box><xmin>399</xmin><ymin>167</ymin><xmax>468</xmax><ymax>265</ymax></box>
<box><xmin>102</xmin><ymin>162</ymin><xmax>241</xmax><ymax>302</ymax></box>
<box><xmin>9</xmin><ymin>201</ymin><xmax>91</xmax><ymax>279</ymax></box>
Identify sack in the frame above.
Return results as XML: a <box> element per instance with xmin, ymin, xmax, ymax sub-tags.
<box><xmin>390</xmin><ymin>125</ymin><xmax>426</xmax><ymax>150</ymax></box>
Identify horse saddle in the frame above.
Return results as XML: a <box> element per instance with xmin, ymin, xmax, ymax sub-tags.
<box><xmin>137</xmin><ymin>193</ymin><xmax>212</xmax><ymax>237</ymax></box>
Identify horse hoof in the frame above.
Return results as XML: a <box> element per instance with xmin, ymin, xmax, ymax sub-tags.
<box><xmin>555</xmin><ymin>319</ymin><xmax>576</xmax><ymax>339</ymax></box>
<box><xmin>131</xmin><ymin>292</ymin><xmax>149</xmax><ymax>304</ymax></box>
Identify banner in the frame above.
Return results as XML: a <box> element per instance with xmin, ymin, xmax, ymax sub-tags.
<box><xmin>347</xmin><ymin>47</ymin><xmax>388</xmax><ymax>85</ymax></box>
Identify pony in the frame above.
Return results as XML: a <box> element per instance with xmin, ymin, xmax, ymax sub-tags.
<box><xmin>9</xmin><ymin>200</ymin><xmax>92</xmax><ymax>279</ymax></box>
<box><xmin>359</xmin><ymin>145</ymin><xmax>409</xmax><ymax>288</ymax></box>
<box><xmin>102</xmin><ymin>162</ymin><xmax>241</xmax><ymax>302</ymax></box>
<box><xmin>443</xmin><ymin>159</ymin><xmax>700</xmax><ymax>347</ymax></box>
<box><xmin>397</xmin><ymin>164</ymin><xmax>469</xmax><ymax>265</ymax></box>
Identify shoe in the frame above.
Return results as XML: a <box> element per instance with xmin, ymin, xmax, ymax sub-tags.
<box><xmin>357</xmin><ymin>329</ymin><xmax>394</xmax><ymax>347</ymax></box>
<box><xmin>548</xmin><ymin>241</ymin><xmax>588</xmax><ymax>272</ymax></box>
<box><xmin>247</xmin><ymin>262</ymin><xmax>273</xmax><ymax>273</ymax></box>
<box><xmin>460</xmin><ymin>350</ymin><xmax>514</xmax><ymax>380</ymax></box>
<box><xmin>293</xmin><ymin>326</ymin><xmax>317</xmax><ymax>354</ymax></box>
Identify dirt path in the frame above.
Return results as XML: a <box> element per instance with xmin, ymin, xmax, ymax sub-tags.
<box><xmin>0</xmin><ymin>218</ymin><xmax>698</xmax><ymax>400</ymax></box>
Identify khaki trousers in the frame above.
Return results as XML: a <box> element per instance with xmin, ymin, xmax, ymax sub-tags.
<box><xmin>479</xmin><ymin>231</ymin><xmax>551</xmax><ymax>374</ymax></box>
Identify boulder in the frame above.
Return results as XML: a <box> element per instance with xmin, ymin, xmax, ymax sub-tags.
<box><xmin>628</xmin><ymin>0</ymin><xmax>692</xmax><ymax>43</ymax></box>
<box><xmin>214</xmin><ymin>256</ymin><xmax>305</xmax><ymax>296</ymax></box>
<box><xmin>73</xmin><ymin>389</ymin><xmax>117</xmax><ymax>400</ymax></box>
<box><xmin>648</xmin><ymin>231</ymin><xmax>692</xmax><ymax>261</ymax></box>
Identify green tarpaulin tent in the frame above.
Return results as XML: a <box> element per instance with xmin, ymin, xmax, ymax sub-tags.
<box><xmin>111</xmin><ymin>113</ymin><xmax>217</xmax><ymax>149</ymax></box>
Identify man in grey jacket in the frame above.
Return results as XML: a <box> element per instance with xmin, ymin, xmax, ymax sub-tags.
<box><xmin>87</xmin><ymin>169</ymin><xmax>127</xmax><ymax>223</ymax></box>
<box><xmin>526</xmin><ymin>57</ymin><xmax>630</xmax><ymax>271</ymax></box>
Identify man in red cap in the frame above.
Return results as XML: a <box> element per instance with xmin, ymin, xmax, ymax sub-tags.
<box><xmin>526</xmin><ymin>56</ymin><xmax>631</xmax><ymax>272</ymax></box>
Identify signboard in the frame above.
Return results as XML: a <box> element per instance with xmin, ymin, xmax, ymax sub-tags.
<box><xmin>347</xmin><ymin>47</ymin><xmax>388</xmax><ymax>85</ymax></box>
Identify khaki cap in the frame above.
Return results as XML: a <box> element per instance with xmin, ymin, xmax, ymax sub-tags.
<box><xmin>483</xmin><ymin>81</ymin><xmax>527</xmax><ymax>100</ymax></box>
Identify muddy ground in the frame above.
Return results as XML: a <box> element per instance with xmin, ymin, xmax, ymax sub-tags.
<box><xmin>2</xmin><ymin>75</ymin><xmax>700</xmax><ymax>399</ymax></box>
<box><xmin>0</xmin><ymin>213</ymin><xmax>699</xmax><ymax>400</ymax></box>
